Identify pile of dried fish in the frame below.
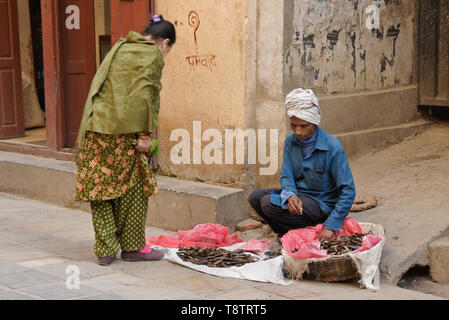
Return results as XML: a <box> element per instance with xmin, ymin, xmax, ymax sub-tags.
<box><xmin>177</xmin><ymin>246</ymin><xmax>258</xmax><ymax>268</ymax></box>
<box><xmin>320</xmin><ymin>233</ymin><xmax>365</xmax><ymax>256</ymax></box>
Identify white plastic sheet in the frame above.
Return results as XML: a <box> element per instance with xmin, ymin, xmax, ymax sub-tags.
<box><xmin>156</xmin><ymin>243</ymin><xmax>291</xmax><ymax>286</ymax></box>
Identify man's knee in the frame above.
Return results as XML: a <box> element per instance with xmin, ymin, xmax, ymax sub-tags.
<box><xmin>260</xmin><ymin>194</ymin><xmax>282</xmax><ymax>217</ymax></box>
<box><xmin>247</xmin><ymin>189</ymin><xmax>263</xmax><ymax>207</ymax></box>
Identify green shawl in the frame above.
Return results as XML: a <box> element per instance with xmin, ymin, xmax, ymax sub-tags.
<box><xmin>74</xmin><ymin>31</ymin><xmax>164</xmax><ymax>165</ymax></box>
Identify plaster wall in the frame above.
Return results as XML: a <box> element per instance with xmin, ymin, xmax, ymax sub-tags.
<box><xmin>152</xmin><ymin>0</ymin><xmax>422</xmax><ymax>191</ymax></box>
<box><xmin>285</xmin><ymin>0</ymin><xmax>416</xmax><ymax>95</ymax></box>
<box><xmin>254</xmin><ymin>0</ymin><xmax>422</xmax><ymax>188</ymax></box>
<box><xmin>253</xmin><ymin>0</ymin><xmax>287</xmax><ymax>189</ymax></box>
<box><xmin>154</xmin><ymin>0</ymin><xmax>249</xmax><ymax>188</ymax></box>
<box><xmin>284</xmin><ymin>0</ymin><xmax>421</xmax><ymax>135</ymax></box>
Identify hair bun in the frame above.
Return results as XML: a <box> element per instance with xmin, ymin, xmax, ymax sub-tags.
<box><xmin>151</xmin><ymin>14</ymin><xmax>164</xmax><ymax>24</ymax></box>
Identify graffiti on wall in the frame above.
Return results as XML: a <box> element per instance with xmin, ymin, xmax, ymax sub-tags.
<box><xmin>185</xmin><ymin>11</ymin><xmax>217</xmax><ymax>72</ymax></box>
<box><xmin>188</xmin><ymin>11</ymin><xmax>200</xmax><ymax>51</ymax></box>
<box><xmin>286</xmin><ymin>0</ymin><xmax>407</xmax><ymax>92</ymax></box>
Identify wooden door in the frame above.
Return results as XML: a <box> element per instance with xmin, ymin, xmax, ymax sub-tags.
<box><xmin>111</xmin><ymin>0</ymin><xmax>154</xmax><ymax>45</ymax></box>
<box><xmin>0</xmin><ymin>0</ymin><xmax>24</xmax><ymax>139</ymax></box>
<box><xmin>61</xmin><ymin>0</ymin><xmax>96</xmax><ymax>148</ymax></box>
<box><xmin>419</xmin><ymin>0</ymin><xmax>449</xmax><ymax>107</ymax></box>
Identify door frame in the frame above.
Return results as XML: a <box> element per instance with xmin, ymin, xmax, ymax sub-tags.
<box><xmin>41</xmin><ymin>0</ymin><xmax>97</xmax><ymax>150</ymax></box>
<box><xmin>41</xmin><ymin>0</ymin><xmax>65</xmax><ymax>150</ymax></box>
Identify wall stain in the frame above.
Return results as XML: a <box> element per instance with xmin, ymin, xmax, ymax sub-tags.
<box><xmin>303</xmin><ymin>34</ymin><xmax>316</xmax><ymax>48</ymax></box>
<box><xmin>384</xmin><ymin>0</ymin><xmax>402</xmax><ymax>5</ymax></box>
<box><xmin>381</xmin><ymin>75</ymin><xmax>387</xmax><ymax>87</ymax></box>
<box><xmin>285</xmin><ymin>48</ymin><xmax>293</xmax><ymax>76</ymax></box>
<box><xmin>386</xmin><ymin>24</ymin><xmax>401</xmax><ymax>57</ymax></box>
<box><xmin>327</xmin><ymin>30</ymin><xmax>340</xmax><ymax>49</ymax></box>
<box><xmin>295</xmin><ymin>31</ymin><xmax>300</xmax><ymax>41</ymax></box>
<box><xmin>348</xmin><ymin>31</ymin><xmax>357</xmax><ymax>87</ymax></box>
<box><xmin>360</xmin><ymin>50</ymin><xmax>367</xmax><ymax>81</ymax></box>
<box><xmin>372</xmin><ymin>26</ymin><xmax>384</xmax><ymax>40</ymax></box>
<box><xmin>380</xmin><ymin>53</ymin><xmax>394</xmax><ymax>73</ymax></box>
<box><xmin>286</xmin><ymin>0</ymin><xmax>409</xmax><ymax>91</ymax></box>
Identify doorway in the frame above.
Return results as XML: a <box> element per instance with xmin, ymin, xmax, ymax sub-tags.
<box><xmin>418</xmin><ymin>0</ymin><xmax>449</xmax><ymax>108</ymax></box>
<box><xmin>18</xmin><ymin>0</ymin><xmax>47</xmax><ymax>146</ymax></box>
<box><xmin>0</xmin><ymin>0</ymin><xmax>46</xmax><ymax>144</ymax></box>
<box><xmin>5</xmin><ymin>0</ymin><xmax>112</xmax><ymax>149</ymax></box>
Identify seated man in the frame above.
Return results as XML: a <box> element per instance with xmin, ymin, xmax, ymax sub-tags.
<box><xmin>248</xmin><ymin>88</ymin><xmax>356</xmax><ymax>241</ymax></box>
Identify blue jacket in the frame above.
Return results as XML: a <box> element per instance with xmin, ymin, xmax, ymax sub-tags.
<box><xmin>270</xmin><ymin>126</ymin><xmax>356</xmax><ymax>231</ymax></box>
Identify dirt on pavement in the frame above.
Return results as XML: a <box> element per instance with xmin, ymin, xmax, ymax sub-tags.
<box><xmin>348</xmin><ymin>111</ymin><xmax>449</xmax><ymax>297</ymax></box>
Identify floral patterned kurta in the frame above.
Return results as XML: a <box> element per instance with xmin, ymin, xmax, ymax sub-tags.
<box><xmin>75</xmin><ymin>131</ymin><xmax>157</xmax><ymax>202</ymax></box>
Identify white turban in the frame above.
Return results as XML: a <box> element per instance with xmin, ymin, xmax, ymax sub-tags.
<box><xmin>285</xmin><ymin>88</ymin><xmax>321</xmax><ymax>125</ymax></box>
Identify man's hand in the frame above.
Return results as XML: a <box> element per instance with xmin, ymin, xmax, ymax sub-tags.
<box><xmin>137</xmin><ymin>137</ymin><xmax>153</xmax><ymax>153</ymax></box>
<box><xmin>317</xmin><ymin>228</ymin><xmax>335</xmax><ymax>241</ymax></box>
<box><xmin>287</xmin><ymin>194</ymin><xmax>303</xmax><ymax>215</ymax></box>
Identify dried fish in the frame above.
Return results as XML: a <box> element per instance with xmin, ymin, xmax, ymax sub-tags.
<box><xmin>176</xmin><ymin>246</ymin><xmax>258</xmax><ymax>268</ymax></box>
<box><xmin>320</xmin><ymin>233</ymin><xmax>365</xmax><ymax>256</ymax></box>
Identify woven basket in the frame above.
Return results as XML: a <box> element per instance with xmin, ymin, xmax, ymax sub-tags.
<box><xmin>304</xmin><ymin>256</ymin><xmax>359</xmax><ymax>282</ymax></box>
<box><xmin>282</xmin><ymin>222</ymin><xmax>384</xmax><ymax>282</ymax></box>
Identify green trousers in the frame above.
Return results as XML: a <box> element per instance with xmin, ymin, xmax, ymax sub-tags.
<box><xmin>90</xmin><ymin>180</ymin><xmax>148</xmax><ymax>258</ymax></box>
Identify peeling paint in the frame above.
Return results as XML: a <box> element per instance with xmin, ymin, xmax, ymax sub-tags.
<box><xmin>285</xmin><ymin>0</ymin><xmax>414</xmax><ymax>94</ymax></box>
<box><xmin>327</xmin><ymin>29</ymin><xmax>340</xmax><ymax>49</ymax></box>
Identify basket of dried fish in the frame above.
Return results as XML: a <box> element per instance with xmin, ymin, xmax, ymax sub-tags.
<box><xmin>282</xmin><ymin>222</ymin><xmax>385</xmax><ymax>285</ymax></box>
<box><xmin>304</xmin><ymin>233</ymin><xmax>364</xmax><ymax>282</ymax></box>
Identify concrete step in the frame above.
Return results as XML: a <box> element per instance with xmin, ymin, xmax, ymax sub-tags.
<box><xmin>429</xmin><ymin>236</ymin><xmax>449</xmax><ymax>285</ymax></box>
<box><xmin>0</xmin><ymin>151</ymin><xmax>248</xmax><ymax>231</ymax></box>
<box><xmin>336</xmin><ymin>119</ymin><xmax>431</xmax><ymax>159</ymax></box>
<box><xmin>320</xmin><ymin>86</ymin><xmax>421</xmax><ymax>134</ymax></box>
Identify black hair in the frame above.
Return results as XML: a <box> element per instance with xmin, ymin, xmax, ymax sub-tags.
<box><xmin>142</xmin><ymin>15</ymin><xmax>176</xmax><ymax>46</ymax></box>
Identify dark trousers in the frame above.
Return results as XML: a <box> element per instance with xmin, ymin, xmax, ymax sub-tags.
<box><xmin>248</xmin><ymin>188</ymin><xmax>328</xmax><ymax>236</ymax></box>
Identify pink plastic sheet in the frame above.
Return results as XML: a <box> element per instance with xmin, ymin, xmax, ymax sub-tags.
<box><xmin>239</xmin><ymin>239</ymin><xmax>272</xmax><ymax>252</ymax></box>
<box><xmin>280</xmin><ymin>217</ymin><xmax>382</xmax><ymax>259</ymax></box>
<box><xmin>146</xmin><ymin>223</ymin><xmax>242</xmax><ymax>248</ymax></box>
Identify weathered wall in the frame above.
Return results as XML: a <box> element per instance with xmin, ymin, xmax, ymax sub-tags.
<box><xmin>285</xmin><ymin>0</ymin><xmax>415</xmax><ymax>95</ymax></box>
<box><xmin>151</xmin><ymin>0</ymin><xmax>421</xmax><ymax>192</ymax></box>
<box><xmin>253</xmin><ymin>0</ymin><xmax>286</xmax><ymax>189</ymax></box>
<box><xmin>154</xmin><ymin>0</ymin><xmax>249</xmax><ymax>189</ymax></box>
<box><xmin>284</xmin><ymin>0</ymin><xmax>421</xmax><ymax>136</ymax></box>
<box><xmin>254</xmin><ymin>0</ymin><xmax>422</xmax><ymax>189</ymax></box>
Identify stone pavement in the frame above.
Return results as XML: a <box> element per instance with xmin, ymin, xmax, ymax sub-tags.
<box><xmin>0</xmin><ymin>192</ymin><xmax>445</xmax><ymax>300</ymax></box>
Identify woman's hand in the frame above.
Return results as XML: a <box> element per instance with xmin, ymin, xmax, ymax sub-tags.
<box><xmin>137</xmin><ymin>136</ymin><xmax>153</xmax><ymax>153</ymax></box>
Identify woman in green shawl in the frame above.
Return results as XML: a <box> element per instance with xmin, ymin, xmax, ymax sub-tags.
<box><xmin>74</xmin><ymin>15</ymin><xmax>176</xmax><ymax>266</ymax></box>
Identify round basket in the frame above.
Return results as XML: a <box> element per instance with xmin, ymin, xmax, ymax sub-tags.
<box><xmin>282</xmin><ymin>222</ymin><xmax>384</xmax><ymax>282</ymax></box>
<box><xmin>304</xmin><ymin>256</ymin><xmax>359</xmax><ymax>282</ymax></box>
